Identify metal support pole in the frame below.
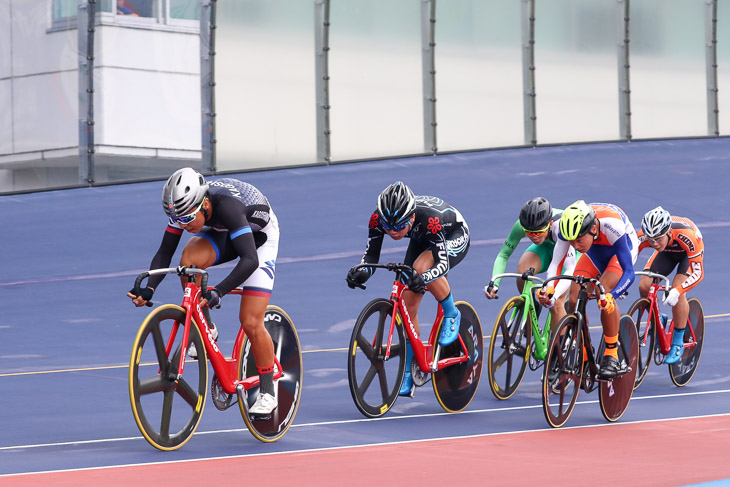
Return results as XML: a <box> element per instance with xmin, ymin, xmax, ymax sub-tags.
<box><xmin>617</xmin><ymin>0</ymin><xmax>632</xmax><ymax>140</ymax></box>
<box><xmin>521</xmin><ymin>0</ymin><xmax>536</xmax><ymax>146</ymax></box>
<box><xmin>78</xmin><ymin>0</ymin><xmax>96</xmax><ymax>184</ymax></box>
<box><xmin>314</xmin><ymin>0</ymin><xmax>331</xmax><ymax>163</ymax></box>
<box><xmin>421</xmin><ymin>0</ymin><xmax>437</xmax><ymax>154</ymax></box>
<box><xmin>705</xmin><ymin>0</ymin><xmax>719</xmax><ymax>136</ymax></box>
<box><xmin>200</xmin><ymin>0</ymin><xmax>217</xmax><ymax>173</ymax></box>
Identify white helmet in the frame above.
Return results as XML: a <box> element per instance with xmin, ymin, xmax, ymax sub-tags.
<box><xmin>161</xmin><ymin>168</ymin><xmax>209</xmax><ymax>219</ymax></box>
<box><xmin>641</xmin><ymin>206</ymin><xmax>672</xmax><ymax>238</ymax></box>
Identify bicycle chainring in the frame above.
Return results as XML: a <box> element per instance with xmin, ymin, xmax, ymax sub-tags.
<box><xmin>411</xmin><ymin>360</ymin><xmax>430</xmax><ymax>387</ymax></box>
<box><xmin>211</xmin><ymin>374</ymin><xmax>236</xmax><ymax>411</ymax></box>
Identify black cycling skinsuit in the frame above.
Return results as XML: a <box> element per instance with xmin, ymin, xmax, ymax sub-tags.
<box><xmin>147</xmin><ymin>178</ymin><xmax>272</xmax><ymax>296</ymax></box>
<box><xmin>360</xmin><ymin>196</ymin><xmax>470</xmax><ymax>283</ymax></box>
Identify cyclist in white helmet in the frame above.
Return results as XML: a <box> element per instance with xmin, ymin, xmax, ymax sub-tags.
<box><xmin>636</xmin><ymin>206</ymin><xmax>705</xmax><ymax>364</ymax></box>
<box><xmin>127</xmin><ymin>167</ymin><xmax>280</xmax><ymax>416</ymax></box>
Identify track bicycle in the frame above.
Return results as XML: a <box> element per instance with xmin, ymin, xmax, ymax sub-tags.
<box><xmin>627</xmin><ymin>270</ymin><xmax>705</xmax><ymax>389</ymax></box>
<box><xmin>541</xmin><ymin>274</ymin><xmax>638</xmax><ymax>428</ymax></box>
<box><xmin>128</xmin><ymin>266</ymin><xmax>302</xmax><ymax>451</ymax></box>
<box><xmin>347</xmin><ymin>263</ymin><xmax>483</xmax><ymax>418</ymax></box>
<box><xmin>486</xmin><ymin>268</ymin><xmax>553</xmax><ymax>400</ymax></box>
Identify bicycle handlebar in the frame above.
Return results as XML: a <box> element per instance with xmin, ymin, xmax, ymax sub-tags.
<box><xmin>487</xmin><ymin>267</ymin><xmax>543</xmax><ymax>290</ymax></box>
<box><xmin>348</xmin><ymin>263</ymin><xmax>415</xmax><ymax>291</ymax></box>
<box><xmin>133</xmin><ymin>267</ymin><xmax>209</xmax><ymax>306</ymax></box>
<box><xmin>634</xmin><ymin>270</ymin><xmax>671</xmax><ymax>299</ymax></box>
<box><xmin>541</xmin><ymin>274</ymin><xmax>607</xmax><ymax>304</ymax></box>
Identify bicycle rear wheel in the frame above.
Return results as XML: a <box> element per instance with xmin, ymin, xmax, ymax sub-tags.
<box><xmin>542</xmin><ymin>314</ymin><xmax>581</xmax><ymax>428</ymax></box>
<box><xmin>347</xmin><ymin>298</ymin><xmax>406</xmax><ymax>418</ymax></box>
<box><xmin>598</xmin><ymin>315</ymin><xmax>638</xmax><ymax>422</ymax></box>
<box><xmin>627</xmin><ymin>298</ymin><xmax>656</xmax><ymax>389</ymax></box>
<box><xmin>487</xmin><ymin>296</ymin><xmax>530</xmax><ymax>400</ymax></box>
<box><xmin>433</xmin><ymin>302</ymin><xmax>484</xmax><ymax>413</ymax></box>
<box><xmin>670</xmin><ymin>298</ymin><xmax>705</xmax><ymax>387</ymax></box>
<box><xmin>238</xmin><ymin>305</ymin><xmax>302</xmax><ymax>442</ymax></box>
<box><xmin>129</xmin><ymin>305</ymin><xmax>208</xmax><ymax>451</ymax></box>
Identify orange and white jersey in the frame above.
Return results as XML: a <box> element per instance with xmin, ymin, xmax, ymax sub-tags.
<box><xmin>591</xmin><ymin>202</ymin><xmax>639</xmax><ymax>255</ymax></box>
<box><xmin>637</xmin><ymin>216</ymin><xmax>704</xmax><ymax>293</ymax></box>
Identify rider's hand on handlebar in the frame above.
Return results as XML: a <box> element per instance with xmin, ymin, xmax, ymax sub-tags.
<box><xmin>537</xmin><ymin>286</ymin><xmax>555</xmax><ymax>308</ymax></box>
<box><xmin>407</xmin><ymin>272</ymin><xmax>426</xmax><ymax>294</ymax></box>
<box><xmin>346</xmin><ymin>267</ymin><xmax>370</xmax><ymax>289</ymax></box>
<box><xmin>127</xmin><ymin>286</ymin><xmax>154</xmax><ymax>307</ymax></box>
<box><xmin>663</xmin><ymin>287</ymin><xmax>680</xmax><ymax>307</ymax></box>
<box><xmin>598</xmin><ymin>292</ymin><xmax>615</xmax><ymax>314</ymax></box>
<box><xmin>202</xmin><ymin>288</ymin><xmax>221</xmax><ymax>309</ymax></box>
<box><xmin>484</xmin><ymin>284</ymin><xmax>498</xmax><ymax>299</ymax></box>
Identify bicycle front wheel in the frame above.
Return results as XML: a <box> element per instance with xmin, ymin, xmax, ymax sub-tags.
<box><xmin>627</xmin><ymin>297</ymin><xmax>656</xmax><ymax>389</ymax></box>
<box><xmin>129</xmin><ymin>305</ymin><xmax>208</xmax><ymax>451</ymax></box>
<box><xmin>433</xmin><ymin>302</ymin><xmax>484</xmax><ymax>413</ymax></box>
<box><xmin>347</xmin><ymin>298</ymin><xmax>406</xmax><ymax>418</ymax></box>
<box><xmin>542</xmin><ymin>314</ymin><xmax>581</xmax><ymax>428</ymax></box>
<box><xmin>670</xmin><ymin>298</ymin><xmax>705</xmax><ymax>387</ymax></box>
<box><xmin>487</xmin><ymin>296</ymin><xmax>530</xmax><ymax>400</ymax></box>
<box><xmin>238</xmin><ymin>305</ymin><xmax>302</xmax><ymax>442</ymax></box>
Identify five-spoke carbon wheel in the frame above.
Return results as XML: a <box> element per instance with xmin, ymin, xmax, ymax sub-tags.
<box><xmin>129</xmin><ymin>305</ymin><xmax>208</xmax><ymax>451</ymax></box>
<box><xmin>487</xmin><ymin>296</ymin><xmax>530</xmax><ymax>400</ymax></box>
<box><xmin>627</xmin><ymin>298</ymin><xmax>656</xmax><ymax>390</ymax></box>
<box><xmin>347</xmin><ymin>298</ymin><xmax>406</xmax><ymax>418</ymax></box>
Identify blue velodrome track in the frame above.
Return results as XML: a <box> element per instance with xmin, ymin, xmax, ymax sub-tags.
<box><xmin>1</xmin><ymin>138</ymin><xmax>729</xmax><ymax>481</ymax></box>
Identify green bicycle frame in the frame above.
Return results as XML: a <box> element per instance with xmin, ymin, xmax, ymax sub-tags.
<box><xmin>508</xmin><ymin>280</ymin><xmax>552</xmax><ymax>361</ymax></box>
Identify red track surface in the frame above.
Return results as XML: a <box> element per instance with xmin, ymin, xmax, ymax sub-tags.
<box><xmin>6</xmin><ymin>414</ymin><xmax>730</xmax><ymax>486</ymax></box>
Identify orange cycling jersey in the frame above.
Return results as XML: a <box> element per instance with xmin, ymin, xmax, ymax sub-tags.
<box><xmin>637</xmin><ymin>216</ymin><xmax>704</xmax><ymax>293</ymax></box>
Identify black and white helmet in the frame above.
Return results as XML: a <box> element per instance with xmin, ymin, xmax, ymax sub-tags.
<box><xmin>377</xmin><ymin>181</ymin><xmax>416</xmax><ymax>229</ymax></box>
<box><xmin>519</xmin><ymin>197</ymin><xmax>552</xmax><ymax>232</ymax></box>
<box><xmin>161</xmin><ymin>167</ymin><xmax>209</xmax><ymax>219</ymax></box>
<box><xmin>641</xmin><ymin>206</ymin><xmax>672</xmax><ymax>238</ymax></box>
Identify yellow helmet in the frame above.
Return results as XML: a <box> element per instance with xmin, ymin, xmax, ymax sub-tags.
<box><xmin>559</xmin><ymin>200</ymin><xmax>596</xmax><ymax>240</ymax></box>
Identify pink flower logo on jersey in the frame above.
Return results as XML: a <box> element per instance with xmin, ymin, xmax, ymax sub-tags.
<box><xmin>428</xmin><ymin>217</ymin><xmax>442</xmax><ymax>234</ymax></box>
<box><xmin>369</xmin><ymin>212</ymin><xmax>379</xmax><ymax>229</ymax></box>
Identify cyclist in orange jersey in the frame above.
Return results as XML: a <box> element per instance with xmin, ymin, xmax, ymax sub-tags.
<box><xmin>539</xmin><ymin>200</ymin><xmax>639</xmax><ymax>379</ymax></box>
<box><xmin>637</xmin><ymin>206</ymin><xmax>705</xmax><ymax>364</ymax></box>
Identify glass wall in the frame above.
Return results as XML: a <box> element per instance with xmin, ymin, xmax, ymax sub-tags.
<box><xmin>436</xmin><ymin>0</ymin><xmax>523</xmax><ymax>151</ymax></box>
<box><xmin>215</xmin><ymin>0</ymin><xmax>316</xmax><ymax>171</ymax></box>
<box><xmin>630</xmin><ymin>0</ymin><xmax>707</xmax><ymax>138</ymax></box>
<box><xmin>534</xmin><ymin>0</ymin><xmax>620</xmax><ymax>144</ymax></box>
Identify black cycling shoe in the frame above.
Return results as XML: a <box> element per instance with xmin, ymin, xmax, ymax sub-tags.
<box><xmin>598</xmin><ymin>355</ymin><xmax>621</xmax><ymax>379</ymax></box>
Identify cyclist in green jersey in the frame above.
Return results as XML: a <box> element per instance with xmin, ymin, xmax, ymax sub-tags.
<box><xmin>485</xmin><ymin>197</ymin><xmax>577</xmax><ymax>328</ymax></box>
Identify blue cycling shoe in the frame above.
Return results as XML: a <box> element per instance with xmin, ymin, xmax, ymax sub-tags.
<box><xmin>399</xmin><ymin>341</ymin><xmax>415</xmax><ymax>397</ymax></box>
<box><xmin>438</xmin><ymin>310</ymin><xmax>461</xmax><ymax>347</ymax></box>
<box><xmin>399</xmin><ymin>370</ymin><xmax>414</xmax><ymax>397</ymax></box>
<box><xmin>664</xmin><ymin>344</ymin><xmax>684</xmax><ymax>364</ymax></box>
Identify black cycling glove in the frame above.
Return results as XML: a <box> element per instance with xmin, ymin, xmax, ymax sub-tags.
<box><xmin>129</xmin><ymin>286</ymin><xmax>154</xmax><ymax>302</ymax></box>
<box><xmin>204</xmin><ymin>288</ymin><xmax>221</xmax><ymax>309</ymax></box>
<box><xmin>407</xmin><ymin>273</ymin><xmax>426</xmax><ymax>294</ymax></box>
<box><xmin>346</xmin><ymin>267</ymin><xmax>370</xmax><ymax>289</ymax></box>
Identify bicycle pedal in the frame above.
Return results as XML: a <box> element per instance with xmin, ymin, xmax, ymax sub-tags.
<box><xmin>249</xmin><ymin>412</ymin><xmax>272</xmax><ymax>421</ymax></box>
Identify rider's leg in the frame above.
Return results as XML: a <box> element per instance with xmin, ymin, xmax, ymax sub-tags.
<box><xmin>180</xmin><ymin>237</ymin><xmax>219</xmax><ymax>357</ymax></box>
<box><xmin>516</xmin><ymin>250</ymin><xmax>542</xmax><ymax>294</ymax></box>
<box><xmin>240</xmin><ymin>293</ymin><xmax>278</xmax><ymax>413</ymax></box>
<box><xmin>666</xmin><ymin>273</ymin><xmax>689</xmax><ymax>364</ymax></box>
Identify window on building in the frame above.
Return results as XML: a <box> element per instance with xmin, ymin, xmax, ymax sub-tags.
<box><xmin>51</xmin><ymin>0</ymin><xmax>199</xmax><ymax>28</ymax></box>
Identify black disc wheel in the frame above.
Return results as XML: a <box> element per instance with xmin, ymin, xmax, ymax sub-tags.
<box><xmin>487</xmin><ymin>296</ymin><xmax>530</xmax><ymax>400</ymax></box>
<box><xmin>129</xmin><ymin>305</ymin><xmax>208</xmax><ymax>451</ymax></box>
<box><xmin>670</xmin><ymin>298</ymin><xmax>705</xmax><ymax>387</ymax></box>
<box><xmin>542</xmin><ymin>315</ymin><xmax>581</xmax><ymax>428</ymax></box>
<box><xmin>598</xmin><ymin>315</ymin><xmax>638</xmax><ymax>422</ymax></box>
<box><xmin>627</xmin><ymin>298</ymin><xmax>656</xmax><ymax>390</ymax></box>
<box><xmin>433</xmin><ymin>302</ymin><xmax>484</xmax><ymax>413</ymax></box>
<box><xmin>238</xmin><ymin>306</ymin><xmax>302</xmax><ymax>442</ymax></box>
<box><xmin>347</xmin><ymin>298</ymin><xmax>406</xmax><ymax>418</ymax></box>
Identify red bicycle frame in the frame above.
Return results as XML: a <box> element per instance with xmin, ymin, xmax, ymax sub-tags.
<box><xmin>643</xmin><ymin>279</ymin><xmax>698</xmax><ymax>355</ymax></box>
<box><xmin>382</xmin><ymin>279</ymin><xmax>469</xmax><ymax>373</ymax></box>
<box><xmin>162</xmin><ymin>280</ymin><xmax>283</xmax><ymax>396</ymax></box>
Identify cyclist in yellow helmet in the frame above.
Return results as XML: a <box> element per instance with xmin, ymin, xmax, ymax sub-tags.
<box><xmin>538</xmin><ymin>200</ymin><xmax>639</xmax><ymax>379</ymax></box>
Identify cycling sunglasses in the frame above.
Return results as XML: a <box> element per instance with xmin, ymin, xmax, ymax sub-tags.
<box><xmin>382</xmin><ymin>220</ymin><xmax>410</xmax><ymax>232</ymax></box>
<box><xmin>522</xmin><ymin>223</ymin><xmax>550</xmax><ymax>238</ymax></box>
<box><xmin>170</xmin><ymin>199</ymin><xmax>205</xmax><ymax>225</ymax></box>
